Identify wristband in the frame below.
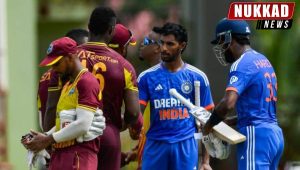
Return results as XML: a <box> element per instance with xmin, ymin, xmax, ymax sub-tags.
<box><xmin>209</xmin><ymin>110</ymin><xmax>224</xmax><ymax>126</ymax></box>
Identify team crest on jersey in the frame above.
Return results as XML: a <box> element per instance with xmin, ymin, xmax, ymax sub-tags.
<box><xmin>68</xmin><ymin>88</ymin><xmax>75</xmax><ymax>95</ymax></box>
<box><xmin>47</xmin><ymin>44</ymin><xmax>53</xmax><ymax>54</ymax></box>
<box><xmin>230</xmin><ymin>76</ymin><xmax>238</xmax><ymax>84</ymax></box>
<box><xmin>181</xmin><ymin>81</ymin><xmax>192</xmax><ymax>94</ymax></box>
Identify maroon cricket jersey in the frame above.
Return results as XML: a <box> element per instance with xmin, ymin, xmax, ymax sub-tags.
<box><xmin>54</xmin><ymin>69</ymin><xmax>102</xmax><ymax>150</ymax></box>
<box><xmin>77</xmin><ymin>42</ymin><xmax>138</xmax><ymax>129</ymax></box>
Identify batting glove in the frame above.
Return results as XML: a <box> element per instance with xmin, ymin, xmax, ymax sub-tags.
<box><xmin>202</xmin><ymin>133</ymin><xmax>230</xmax><ymax>160</ymax></box>
<box><xmin>28</xmin><ymin>149</ymin><xmax>50</xmax><ymax>169</ymax></box>
<box><xmin>77</xmin><ymin>109</ymin><xmax>106</xmax><ymax>142</ymax></box>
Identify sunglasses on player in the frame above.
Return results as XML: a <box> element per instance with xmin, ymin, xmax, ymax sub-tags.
<box><xmin>143</xmin><ymin>37</ymin><xmax>157</xmax><ymax>46</ymax></box>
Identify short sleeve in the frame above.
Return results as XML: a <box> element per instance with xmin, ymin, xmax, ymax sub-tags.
<box><xmin>226</xmin><ymin>60</ymin><xmax>253</xmax><ymax>95</ymax></box>
<box><xmin>198</xmin><ymin>75</ymin><xmax>214</xmax><ymax>110</ymax></box>
<box><xmin>123</xmin><ymin>62</ymin><xmax>138</xmax><ymax>91</ymax></box>
<box><xmin>76</xmin><ymin>73</ymin><xmax>102</xmax><ymax>112</ymax></box>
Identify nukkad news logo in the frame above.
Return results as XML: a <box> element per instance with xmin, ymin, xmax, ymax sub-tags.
<box><xmin>228</xmin><ymin>2</ymin><xmax>296</xmax><ymax>29</ymax></box>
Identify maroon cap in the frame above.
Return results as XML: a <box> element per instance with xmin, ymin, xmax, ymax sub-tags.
<box><xmin>109</xmin><ymin>24</ymin><xmax>136</xmax><ymax>48</ymax></box>
<box><xmin>39</xmin><ymin>37</ymin><xmax>77</xmax><ymax>67</ymax></box>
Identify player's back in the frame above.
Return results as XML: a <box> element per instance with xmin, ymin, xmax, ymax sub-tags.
<box><xmin>228</xmin><ymin>50</ymin><xmax>278</xmax><ymax>128</ymax></box>
<box><xmin>77</xmin><ymin>42</ymin><xmax>137</xmax><ymax>129</ymax></box>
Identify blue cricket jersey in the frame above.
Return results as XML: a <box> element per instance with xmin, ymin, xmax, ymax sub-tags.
<box><xmin>138</xmin><ymin>63</ymin><xmax>214</xmax><ymax>143</ymax></box>
<box><xmin>226</xmin><ymin>49</ymin><xmax>278</xmax><ymax>128</ymax></box>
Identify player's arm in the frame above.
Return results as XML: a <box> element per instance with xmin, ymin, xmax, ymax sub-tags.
<box><xmin>123</xmin><ymin>67</ymin><xmax>143</xmax><ymax>139</ymax></box>
<box><xmin>139</xmin><ymin>103</ymin><xmax>147</xmax><ymax>114</ymax></box>
<box><xmin>43</xmin><ymin>90</ymin><xmax>61</xmax><ymax>132</ymax></box>
<box><xmin>25</xmin><ymin>108</ymin><xmax>94</xmax><ymax>152</ymax></box>
<box><xmin>203</xmin><ymin>90</ymin><xmax>238</xmax><ymax>135</ymax></box>
<box><xmin>123</xmin><ymin>89</ymin><xmax>141</xmax><ymax>125</ymax></box>
<box><xmin>43</xmin><ymin>71</ymin><xmax>62</xmax><ymax>132</ymax></box>
<box><xmin>53</xmin><ymin>74</ymin><xmax>103</xmax><ymax>143</ymax></box>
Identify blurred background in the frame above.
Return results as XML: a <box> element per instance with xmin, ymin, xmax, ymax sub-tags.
<box><xmin>0</xmin><ymin>0</ymin><xmax>299</xmax><ymax>169</ymax></box>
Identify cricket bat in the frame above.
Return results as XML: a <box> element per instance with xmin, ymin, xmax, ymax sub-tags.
<box><xmin>194</xmin><ymin>81</ymin><xmax>202</xmax><ymax>170</ymax></box>
<box><xmin>169</xmin><ymin>88</ymin><xmax>246</xmax><ymax>144</ymax></box>
<box><xmin>194</xmin><ymin>81</ymin><xmax>201</xmax><ymax>128</ymax></box>
<box><xmin>194</xmin><ymin>81</ymin><xmax>201</xmax><ymax>107</ymax></box>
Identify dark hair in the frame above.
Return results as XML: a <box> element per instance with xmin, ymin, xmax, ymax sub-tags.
<box><xmin>153</xmin><ymin>23</ymin><xmax>188</xmax><ymax>43</ymax></box>
<box><xmin>232</xmin><ymin>34</ymin><xmax>250</xmax><ymax>45</ymax></box>
<box><xmin>88</xmin><ymin>6</ymin><xmax>116</xmax><ymax>36</ymax></box>
<box><xmin>65</xmin><ymin>29</ymin><xmax>88</xmax><ymax>45</ymax></box>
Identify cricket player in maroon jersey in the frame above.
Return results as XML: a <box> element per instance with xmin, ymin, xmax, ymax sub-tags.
<box><xmin>23</xmin><ymin>37</ymin><xmax>105</xmax><ymax>170</ymax></box>
<box><xmin>77</xmin><ymin>7</ymin><xmax>142</xmax><ymax>170</ymax></box>
<box><xmin>121</xmin><ymin>28</ymin><xmax>162</xmax><ymax>169</ymax></box>
<box><xmin>107</xmin><ymin>23</ymin><xmax>140</xmax><ymax>168</ymax></box>
<box><xmin>39</xmin><ymin>29</ymin><xmax>88</xmax><ymax>131</ymax></box>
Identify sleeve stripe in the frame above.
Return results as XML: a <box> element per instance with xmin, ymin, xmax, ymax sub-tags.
<box><xmin>48</xmin><ymin>87</ymin><xmax>62</xmax><ymax>91</ymax></box>
<box><xmin>226</xmin><ymin>87</ymin><xmax>238</xmax><ymax>93</ymax></box>
<box><xmin>186</xmin><ymin>65</ymin><xmax>209</xmax><ymax>86</ymax></box>
<box><xmin>204</xmin><ymin>103</ymin><xmax>215</xmax><ymax>110</ymax></box>
<box><xmin>128</xmin><ymin>87</ymin><xmax>138</xmax><ymax>91</ymax></box>
<box><xmin>139</xmin><ymin>100</ymin><xmax>148</xmax><ymax>106</ymax></box>
<box><xmin>77</xmin><ymin>104</ymin><xmax>97</xmax><ymax>112</ymax></box>
<box><xmin>124</xmin><ymin>68</ymin><xmax>138</xmax><ymax>91</ymax></box>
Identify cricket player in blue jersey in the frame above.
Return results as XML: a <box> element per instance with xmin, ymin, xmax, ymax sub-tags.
<box><xmin>203</xmin><ymin>18</ymin><xmax>284</xmax><ymax>170</ymax></box>
<box><xmin>138</xmin><ymin>23</ymin><xmax>214</xmax><ymax>170</ymax></box>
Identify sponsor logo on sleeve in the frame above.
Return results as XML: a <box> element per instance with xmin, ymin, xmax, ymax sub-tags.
<box><xmin>230</xmin><ymin>76</ymin><xmax>239</xmax><ymax>84</ymax></box>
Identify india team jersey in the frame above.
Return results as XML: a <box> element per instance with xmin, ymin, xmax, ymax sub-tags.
<box><xmin>77</xmin><ymin>42</ymin><xmax>138</xmax><ymax>129</ymax></box>
<box><xmin>54</xmin><ymin>69</ymin><xmax>101</xmax><ymax>149</ymax></box>
<box><xmin>138</xmin><ymin>63</ymin><xmax>214</xmax><ymax>143</ymax></box>
<box><xmin>226</xmin><ymin>49</ymin><xmax>278</xmax><ymax>128</ymax></box>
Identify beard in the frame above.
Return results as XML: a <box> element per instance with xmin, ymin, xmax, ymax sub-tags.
<box><xmin>161</xmin><ymin>52</ymin><xmax>178</xmax><ymax>63</ymax></box>
<box><xmin>224</xmin><ymin>49</ymin><xmax>236</xmax><ymax>64</ymax></box>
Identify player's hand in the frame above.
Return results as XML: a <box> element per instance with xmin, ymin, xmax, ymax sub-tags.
<box><xmin>125</xmin><ymin>150</ymin><xmax>137</xmax><ymax>163</ymax></box>
<box><xmin>24</xmin><ymin>130</ymin><xmax>54</xmax><ymax>152</ymax></box>
<box><xmin>128</xmin><ymin>113</ymin><xmax>143</xmax><ymax>140</ymax></box>
<box><xmin>121</xmin><ymin>150</ymin><xmax>137</xmax><ymax>167</ymax></box>
<box><xmin>199</xmin><ymin>163</ymin><xmax>212</xmax><ymax>170</ymax></box>
<box><xmin>189</xmin><ymin>107</ymin><xmax>211</xmax><ymax>125</ymax></box>
<box><xmin>128</xmin><ymin>127</ymin><xmax>140</xmax><ymax>140</ymax></box>
<box><xmin>21</xmin><ymin>133</ymin><xmax>34</xmax><ymax>150</ymax></box>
